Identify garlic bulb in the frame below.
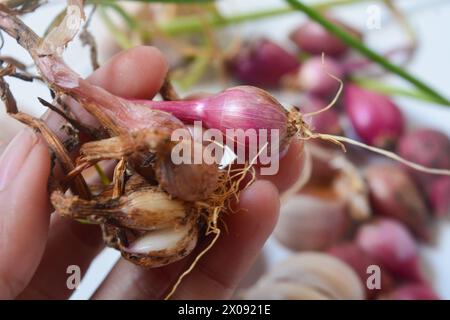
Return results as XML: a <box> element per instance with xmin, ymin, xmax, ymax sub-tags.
<box><xmin>274</xmin><ymin>187</ymin><xmax>349</xmax><ymax>251</ymax></box>
<box><xmin>243</xmin><ymin>253</ymin><xmax>365</xmax><ymax>300</ymax></box>
<box><xmin>122</xmin><ymin>215</ymin><xmax>199</xmax><ymax>267</ymax></box>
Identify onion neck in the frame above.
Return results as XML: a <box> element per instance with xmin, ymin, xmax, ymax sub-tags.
<box><xmin>287</xmin><ymin>109</ymin><xmax>303</xmax><ymax>138</ymax></box>
<box><xmin>136</xmin><ymin>99</ymin><xmax>205</xmax><ymax>124</ymax></box>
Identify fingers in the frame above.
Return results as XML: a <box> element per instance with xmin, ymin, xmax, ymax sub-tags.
<box><xmin>92</xmin><ymin>180</ymin><xmax>280</xmax><ymax>300</ymax></box>
<box><xmin>0</xmin><ymin>129</ymin><xmax>50</xmax><ymax>299</ymax></box>
<box><xmin>258</xmin><ymin>140</ymin><xmax>305</xmax><ymax>194</ymax></box>
<box><xmin>18</xmin><ymin>46</ymin><xmax>168</xmax><ymax>300</ymax></box>
<box><xmin>88</xmin><ymin>46</ymin><xmax>168</xmax><ymax>99</ymax></box>
<box><xmin>169</xmin><ymin>180</ymin><xmax>280</xmax><ymax>299</ymax></box>
<box><xmin>17</xmin><ymin>217</ymin><xmax>101</xmax><ymax>299</ymax></box>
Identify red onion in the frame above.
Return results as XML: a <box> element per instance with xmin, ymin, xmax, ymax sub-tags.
<box><xmin>397</xmin><ymin>128</ymin><xmax>450</xmax><ymax>187</ymax></box>
<box><xmin>427</xmin><ymin>177</ymin><xmax>450</xmax><ymax>217</ymax></box>
<box><xmin>344</xmin><ymin>84</ymin><xmax>405</xmax><ymax>149</ymax></box>
<box><xmin>298</xmin><ymin>56</ymin><xmax>345</xmax><ymax>97</ymax></box>
<box><xmin>290</xmin><ymin>18</ymin><xmax>362</xmax><ymax>57</ymax></box>
<box><xmin>228</xmin><ymin>38</ymin><xmax>300</xmax><ymax>88</ymax></box>
<box><xmin>302</xmin><ymin>95</ymin><xmax>343</xmax><ymax>136</ymax></box>
<box><xmin>135</xmin><ymin>86</ymin><xmax>299</xmax><ymax>156</ymax></box>
<box><xmin>328</xmin><ymin>242</ymin><xmax>394</xmax><ymax>299</ymax></box>
<box><xmin>356</xmin><ymin>219</ymin><xmax>424</xmax><ymax>282</ymax></box>
<box><xmin>384</xmin><ymin>283</ymin><xmax>440</xmax><ymax>300</ymax></box>
<box><xmin>364</xmin><ymin>163</ymin><xmax>430</xmax><ymax>241</ymax></box>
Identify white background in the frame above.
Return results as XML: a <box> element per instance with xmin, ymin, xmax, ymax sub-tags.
<box><xmin>0</xmin><ymin>0</ymin><xmax>449</xmax><ymax>299</ymax></box>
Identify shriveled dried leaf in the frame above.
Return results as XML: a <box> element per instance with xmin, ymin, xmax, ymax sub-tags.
<box><xmin>38</xmin><ymin>0</ymin><xmax>85</xmax><ymax>55</ymax></box>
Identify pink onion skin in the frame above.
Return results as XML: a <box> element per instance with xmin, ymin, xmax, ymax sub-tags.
<box><xmin>299</xmin><ymin>56</ymin><xmax>345</xmax><ymax>97</ymax></box>
<box><xmin>328</xmin><ymin>242</ymin><xmax>394</xmax><ymax>299</ymax></box>
<box><xmin>384</xmin><ymin>283</ymin><xmax>440</xmax><ymax>300</ymax></box>
<box><xmin>397</xmin><ymin>129</ymin><xmax>450</xmax><ymax>188</ymax></box>
<box><xmin>364</xmin><ymin>163</ymin><xmax>430</xmax><ymax>241</ymax></box>
<box><xmin>228</xmin><ymin>38</ymin><xmax>300</xmax><ymax>88</ymax></box>
<box><xmin>290</xmin><ymin>19</ymin><xmax>362</xmax><ymax>57</ymax></box>
<box><xmin>38</xmin><ymin>52</ymin><xmax>292</xmax><ymax>152</ymax></box>
<box><xmin>427</xmin><ymin>177</ymin><xmax>450</xmax><ymax>217</ymax></box>
<box><xmin>135</xmin><ymin>86</ymin><xmax>295</xmax><ymax>155</ymax></box>
<box><xmin>36</xmin><ymin>55</ymin><xmax>186</xmax><ymax>134</ymax></box>
<box><xmin>356</xmin><ymin>219</ymin><xmax>424</xmax><ymax>282</ymax></box>
<box><xmin>344</xmin><ymin>84</ymin><xmax>405</xmax><ymax>149</ymax></box>
<box><xmin>302</xmin><ymin>95</ymin><xmax>343</xmax><ymax>136</ymax></box>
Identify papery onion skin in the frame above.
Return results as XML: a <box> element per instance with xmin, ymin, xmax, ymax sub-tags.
<box><xmin>344</xmin><ymin>84</ymin><xmax>405</xmax><ymax>149</ymax></box>
<box><xmin>228</xmin><ymin>38</ymin><xmax>300</xmax><ymax>88</ymax></box>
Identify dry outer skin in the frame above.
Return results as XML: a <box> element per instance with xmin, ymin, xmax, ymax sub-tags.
<box><xmin>52</xmin><ymin>174</ymin><xmax>201</xmax><ymax>268</ymax></box>
<box><xmin>52</xmin><ymin>178</ymin><xmax>193</xmax><ymax>231</ymax></box>
<box><xmin>155</xmin><ymin>140</ymin><xmax>222</xmax><ymax>202</ymax></box>
<box><xmin>121</xmin><ymin>216</ymin><xmax>200</xmax><ymax>268</ymax></box>
<box><xmin>102</xmin><ymin>213</ymin><xmax>200</xmax><ymax>268</ymax></box>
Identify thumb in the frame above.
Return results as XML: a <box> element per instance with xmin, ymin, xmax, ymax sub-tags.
<box><xmin>0</xmin><ymin>128</ymin><xmax>51</xmax><ymax>299</ymax></box>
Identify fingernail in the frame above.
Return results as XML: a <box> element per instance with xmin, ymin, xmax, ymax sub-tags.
<box><xmin>0</xmin><ymin>128</ymin><xmax>39</xmax><ymax>191</ymax></box>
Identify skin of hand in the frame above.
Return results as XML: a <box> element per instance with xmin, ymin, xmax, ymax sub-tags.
<box><xmin>0</xmin><ymin>46</ymin><xmax>304</xmax><ymax>300</ymax></box>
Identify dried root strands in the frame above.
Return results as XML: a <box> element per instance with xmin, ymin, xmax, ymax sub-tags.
<box><xmin>0</xmin><ymin>66</ymin><xmax>18</xmax><ymax>114</ymax></box>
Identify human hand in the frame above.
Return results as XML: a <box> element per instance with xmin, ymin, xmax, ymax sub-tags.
<box><xmin>0</xmin><ymin>46</ymin><xmax>304</xmax><ymax>300</ymax></box>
